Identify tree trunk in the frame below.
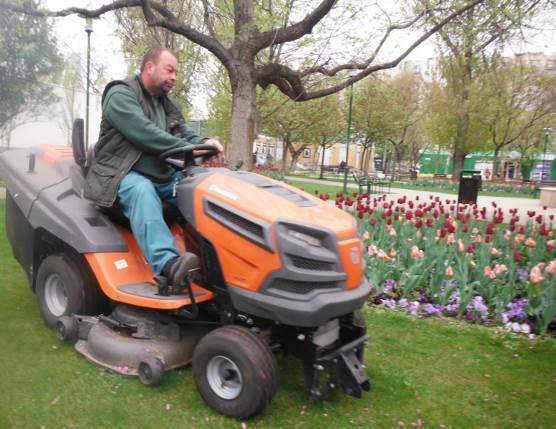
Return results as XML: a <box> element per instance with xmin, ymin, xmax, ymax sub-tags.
<box><xmin>289</xmin><ymin>150</ymin><xmax>300</xmax><ymax>170</ymax></box>
<box><xmin>493</xmin><ymin>146</ymin><xmax>501</xmax><ymax>178</ymax></box>
<box><xmin>319</xmin><ymin>142</ymin><xmax>326</xmax><ymax>179</ymax></box>
<box><xmin>228</xmin><ymin>67</ymin><xmax>257</xmax><ymax>170</ymax></box>
<box><xmin>452</xmin><ymin>145</ymin><xmax>467</xmax><ymax>180</ymax></box>
<box><xmin>360</xmin><ymin>146</ymin><xmax>368</xmax><ymax>170</ymax></box>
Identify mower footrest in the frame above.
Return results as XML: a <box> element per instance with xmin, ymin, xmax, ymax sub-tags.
<box><xmin>118</xmin><ymin>283</ymin><xmax>205</xmax><ymax>300</ymax></box>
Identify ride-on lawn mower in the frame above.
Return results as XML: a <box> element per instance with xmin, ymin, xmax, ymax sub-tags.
<box><xmin>0</xmin><ymin>119</ymin><xmax>371</xmax><ymax>418</ymax></box>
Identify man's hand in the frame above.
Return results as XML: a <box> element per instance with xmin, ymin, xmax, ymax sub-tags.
<box><xmin>204</xmin><ymin>138</ymin><xmax>224</xmax><ymax>153</ymax></box>
<box><xmin>194</xmin><ymin>138</ymin><xmax>224</xmax><ymax>157</ymax></box>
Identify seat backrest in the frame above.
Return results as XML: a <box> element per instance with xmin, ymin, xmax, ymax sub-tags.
<box><xmin>72</xmin><ymin>118</ymin><xmax>86</xmax><ymax>171</ymax></box>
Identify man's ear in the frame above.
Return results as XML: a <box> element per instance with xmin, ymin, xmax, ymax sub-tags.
<box><xmin>144</xmin><ymin>61</ymin><xmax>154</xmax><ymax>75</ymax></box>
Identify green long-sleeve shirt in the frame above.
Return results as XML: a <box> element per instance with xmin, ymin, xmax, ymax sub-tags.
<box><xmin>102</xmin><ymin>84</ymin><xmax>204</xmax><ymax>182</ymax></box>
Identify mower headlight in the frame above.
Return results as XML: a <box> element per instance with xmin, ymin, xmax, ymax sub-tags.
<box><xmin>287</xmin><ymin>230</ymin><xmax>322</xmax><ymax>247</ymax></box>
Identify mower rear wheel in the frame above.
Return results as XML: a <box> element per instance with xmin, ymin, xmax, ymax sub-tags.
<box><xmin>138</xmin><ymin>357</ymin><xmax>165</xmax><ymax>386</ymax></box>
<box><xmin>192</xmin><ymin>325</ymin><xmax>278</xmax><ymax>419</ymax></box>
<box><xmin>36</xmin><ymin>254</ymin><xmax>106</xmax><ymax>329</ymax></box>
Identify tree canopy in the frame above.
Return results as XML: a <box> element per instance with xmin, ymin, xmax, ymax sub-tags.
<box><xmin>0</xmin><ymin>0</ymin><xmax>490</xmax><ymax>166</ymax></box>
<box><xmin>0</xmin><ymin>0</ymin><xmax>61</xmax><ymax>146</ymax></box>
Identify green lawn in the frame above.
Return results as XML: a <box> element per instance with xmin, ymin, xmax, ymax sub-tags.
<box><xmin>1</xmin><ymin>198</ymin><xmax>556</xmax><ymax>428</ymax></box>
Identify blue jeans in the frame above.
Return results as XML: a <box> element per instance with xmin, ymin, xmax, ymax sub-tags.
<box><xmin>117</xmin><ymin>171</ymin><xmax>182</xmax><ymax>275</ymax></box>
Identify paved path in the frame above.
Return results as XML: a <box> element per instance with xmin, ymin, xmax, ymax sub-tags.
<box><xmin>286</xmin><ymin>176</ymin><xmax>556</xmax><ymax>225</ymax></box>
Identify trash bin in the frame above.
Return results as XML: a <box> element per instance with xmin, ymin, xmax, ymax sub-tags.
<box><xmin>458</xmin><ymin>169</ymin><xmax>481</xmax><ymax>205</ymax></box>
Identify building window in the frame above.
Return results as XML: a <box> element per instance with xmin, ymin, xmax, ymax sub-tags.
<box><xmin>303</xmin><ymin>148</ymin><xmax>311</xmax><ymax>158</ymax></box>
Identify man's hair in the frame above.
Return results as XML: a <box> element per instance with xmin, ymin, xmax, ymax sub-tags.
<box><xmin>140</xmin><ymin>47</ymin><xmax>177</xmax><ymax>72</ymax></box>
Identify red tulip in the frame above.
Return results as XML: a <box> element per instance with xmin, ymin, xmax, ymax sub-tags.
<box><xmin>486</xmin><ymin>223</ymin><xmax>495</xmax><ymax>235</ymax></box>
<box><xmin>514</xmin><ymin>251</ymin><xmax>523</xmax><ymax>263</ymax></box>
<box><xmin>369</xmin><ymin>218</ymin><xmax>377</xmax><ymax>226</ymax></box>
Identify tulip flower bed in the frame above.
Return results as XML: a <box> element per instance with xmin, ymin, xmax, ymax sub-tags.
<box><xmin>328</xmin><ymin>191</ymin><xmax>556</xmax><ymax>335</ymax></box>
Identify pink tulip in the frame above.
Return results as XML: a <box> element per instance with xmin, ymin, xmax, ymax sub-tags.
<box><xmin>377</xmin><ymin>249</ymin><xmax>392</xmax><ymax>261</ymax></box>
<box><xmin>483</xmin><ymin>266</ymin><xmax>496</xmax><ymax>280</ymax></box>
<box><xmin>530</xmin><ymin>265</ymin><xmax>544</xmax><ymax>284</ymax></box>
<box><xmin>411</xmin><ymin>245</ymin><xmax>424</xmax><ymax>260</ymax></box>
<box><xmin>446</xmin><ymin>266</ymin><xmax>454</xmax><ymax>277</ymax></box>
<box><xmin>525</xmin><ymin>237</ymin><xmax>537</xmax><ymax>248</ymax></box>
<box><xmin>546</xmin><ymin>259</ymin><xmax>556</xmax><ymax>275</ymax></box>
<box><xmin>494</xmin><ymin>264</ymin><xmax>507</xmax><ymax>275</ymax></box>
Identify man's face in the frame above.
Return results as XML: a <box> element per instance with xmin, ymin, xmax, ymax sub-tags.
<box><xmin>145</xmin><ymin>51</ymin><xmax>178</xmax><ymax>96</ymax></box>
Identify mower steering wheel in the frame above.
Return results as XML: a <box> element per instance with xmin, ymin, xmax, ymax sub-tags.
<box><xmin>160</xmin><ymin>143</ymin><xmax>220</xmax><ymax>169</ymax></box>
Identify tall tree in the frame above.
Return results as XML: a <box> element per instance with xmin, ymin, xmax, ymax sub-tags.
<box><xmin>0</xmin><ymin>0</ymin><xmax>489</xmax><ymax>165</ymax></box>
<box><xmin>477</xmin><ymin>59</ymin><xmax>556</xmax><ymax>177</ymax></box>
<box><xmin>352</xmin><ymin>71</ymin><xmax>427</xmax><ymax>174</ymax></box>
<box><xmin>0</xmin><ymin>0</ymin><xmax>61</xmax><ymax>147</ymax></box>
<box><xmin>423</xmin><ymin>0</ymin><xmax>546</xmax><ymax>178</ymax></box>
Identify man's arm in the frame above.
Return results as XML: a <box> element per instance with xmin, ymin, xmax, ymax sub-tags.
<box><xmin>103</xmin><ymin>85</ymin><xmax>190</xmax><ymax>154</ymax></box>
<box><xmin>175</xmin><ymin>122</ymin><xmax>206</xmax><ymax>146</ymax></box>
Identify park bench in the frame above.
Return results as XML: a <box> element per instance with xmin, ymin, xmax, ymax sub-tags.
<box><xmin>433</xmin><ymin>173</ymin><xmax>448</xmax><ymax>179</ymax></box>
<box><xmin>352</xmin><ymin>170</ymin><xmax>390</xmax><ymax>194</ymax></box>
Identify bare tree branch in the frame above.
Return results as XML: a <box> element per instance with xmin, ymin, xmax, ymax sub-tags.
<box><xmin>254</xmin><ymin>0</ymin><xmax>337</xmax><ymax>50</ymax></box>
<box><xmin>299</xmin><ymin>11</ymin><xmax>428</xmax><ymax>77</ymax></box>
<box><xmin>0</xmin><ymin>0</ymin><xmax>232</xmax><ymax>68</ymax></box>
<box><xmin>257</xmin><ymin>0</ymin><xmax>485</xmax><ymax>101</ymax></box>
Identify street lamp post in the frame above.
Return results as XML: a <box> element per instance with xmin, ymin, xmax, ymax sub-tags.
<box><xmin>85</xmin><ymin>18</ymin><xmax>93</xmax><ymax>151</ymax></box>
<box><xmin>542</xmin><ymin>128</ymin><xmax>552</xmax><ymax>182</ymax></box>
<box><xmin>342</xmin><ymin>84</ymin><xmax>354</xmax><ymax>193</ymax></box>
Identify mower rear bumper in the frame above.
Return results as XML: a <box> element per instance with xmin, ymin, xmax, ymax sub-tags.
<box><xmin>228</xmin><ymin>279</ymin><xmax>371</xmax><ymax>327</ymax></box>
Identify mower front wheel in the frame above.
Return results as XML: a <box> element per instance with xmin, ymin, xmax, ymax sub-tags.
<box><xmin>138</xmin><ymin>357</ymin><xmax>165</xmax><ymax>386</ymax></box>
<box><xmin>192</xmin><ymin>325</ymin><xmax>278</xmax><ymax>419</ymax></box>
<box><xmin>55</xmin><ymin>316</ymin><xmax>78</xmax><ymax>342</ymax></box>
<box><xmin>35</xmin><ymin>254</ymin><xmax>106</xmax><ymax>329</ymax></box>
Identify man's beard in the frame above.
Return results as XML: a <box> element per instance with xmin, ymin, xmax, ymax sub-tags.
<box><xmin>160</xmin><ymin>80</ymin><xmax>174</xmax><ymax>94</ymax></box>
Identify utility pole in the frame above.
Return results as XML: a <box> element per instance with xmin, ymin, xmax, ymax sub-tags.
<box><xmin>342</xmin><ymin>84</ymin><xmax>354</xmax><ymax>193</ymax></box>
<box><xmin>85</xmin><ymin>18</ymin><xmax>93</xmax><ymax>151</ymax></box>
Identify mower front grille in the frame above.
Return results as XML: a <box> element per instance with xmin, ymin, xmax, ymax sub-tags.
<box><xmin>207</xmin><ymin>202</ymin><xmax>263</xmax><ymax>238</ymax></box>
<box><xmin>289</xmin><ymin>255</ymin><xmax>335</xmax><ymax>271</ymax></box>
<box><xmin>268</xmin><ymin>279</ymin><xmax>341</xmax><ymax>295</ymax></box>
<box><xmin>204</xmin><ymin>200</ymin><xmax>272</xmax><ymax>250</ymax></box>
